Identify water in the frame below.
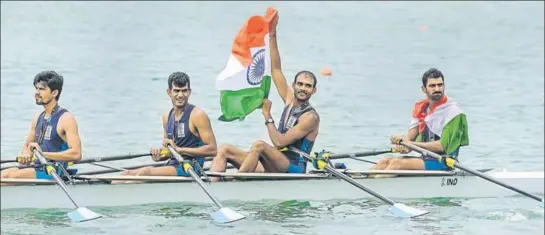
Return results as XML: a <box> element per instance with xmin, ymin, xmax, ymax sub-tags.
<box><xmin>1</xmin><ymin>1</ymin><xmax>543</xmax><ymax>234</ymax></box>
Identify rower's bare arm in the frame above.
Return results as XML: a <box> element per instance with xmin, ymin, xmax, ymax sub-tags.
<box><xmin>161</xmin><ymin>113</ymin><xmax>169</xmax><ymax>139</ymax></box>
<box><xmin>266</xmin><ymin>112</ymin><xmax>319</xmax><ymax>148</ymax></box>
<box><xmin>403</xmin><ymin>127</ymin><xmax>419</xmax><ymax>142</ymax></box>
<box><xmin>269</xmin><ymin>18</ymin><xmax>294</xmax><ymax>105</ymax></box>
<box><xmin>42</xmin><ymin>113</ymin><xmax>82</xmax><ymax>162</ymax></box>
<box><xmin>22</xmin><ymin>114</ymin><xmax>39</xmax><ymax>154</ymax></box>
<box><xmin>178</xmin><ymin>109</ymin><xmax>218</xmax><ymax>157</ymax></box>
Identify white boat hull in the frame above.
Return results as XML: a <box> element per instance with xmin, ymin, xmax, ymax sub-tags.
<box><xmin>1</xmin><ymin>170</ymin><xmax>543</xmax><ymax>210</ymax></box>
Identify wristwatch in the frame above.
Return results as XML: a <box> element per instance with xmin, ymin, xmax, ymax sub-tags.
<box><xmin>265</xmin><ymin>118</ymin><xmax>274</xmax><ymax>125</ymax></box>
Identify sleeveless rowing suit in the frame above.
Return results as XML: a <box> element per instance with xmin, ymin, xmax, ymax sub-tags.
<box><xmin>418</xmin><ymin>106</ymin><xmax>459</xmax><ymax>171</ymax></box>
<box><xmin>165</xmin><ymin>104</ymin><xmax>205</xmax><ymax>176</ymax></box>
<box><xmin>33</xmin><ymin>105</ymin><xmax>70</xmax><ymax>179</ymax></box>
<box><xmin>277</xmin><ymin>102</ymin><xmax>318</xmax><ymax>173</ymax></box>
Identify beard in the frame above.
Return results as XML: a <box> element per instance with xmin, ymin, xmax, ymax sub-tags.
<box><xmin>294</xmin><ymin>89</ymin><xmax>310</xmax><ymax>102</ymax></box>
<box><xmin>35</xmin><ymin>97</ymin><xmax>51</xmax><ymax>105</ymax></box>
<box><xmin>430</xmin><ymin>91</ymin><xmax>443</xmax><ymax>101</ymax></box>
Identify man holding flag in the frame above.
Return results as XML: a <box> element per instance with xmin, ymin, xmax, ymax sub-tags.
<box><xmin>210</xmin><ymin>9</ymin><xmax>320</xmax><ymax>181</ymax></box>
<box><xmin>371</xmin><ymin>68</ymin><xmax>469</xmax><ymax>176</ymax></box>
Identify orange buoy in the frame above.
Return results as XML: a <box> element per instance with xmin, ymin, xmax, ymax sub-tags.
<box><xmin>320</xmin><ymin>66</ymin><xmax>332</xmax><ymax>76</ymax></box>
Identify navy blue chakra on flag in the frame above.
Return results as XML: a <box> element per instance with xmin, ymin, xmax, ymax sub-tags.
<box><xmin>246</xmin><ymin>49</ymin><xmax>265</xmax><ymax>85</ymax></box>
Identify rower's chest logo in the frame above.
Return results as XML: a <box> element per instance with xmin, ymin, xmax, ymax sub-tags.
<box><xmin>44</xmin><ymin>125</ymin><xmax>52</xmax><ymax>140</ymax></box>
<box><xmin>286</xmin><ymin>117</ymin><xmax>297</xmax><ymax>129</ymax></box>
<box><xmin>177</xmin><ymin>123</ymin><xmax>185</xmax><ymax>138</ymax></box>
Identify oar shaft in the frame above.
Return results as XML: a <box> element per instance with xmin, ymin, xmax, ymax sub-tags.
<box><xmin>33</xmin><ymin>149</ymin><xmax>80</xmax><ymax>208</ymax></box>
<box><xmin>329</xmin><ymin>149</ymin><xmax>392</xmax><ymax>160</ymax></box>
<box><xmin>289</xmin><ymin>147</ymin><xmax>396</xmax><ymax>205</ymax></box>
<box><xmin>1</xmin><ymin>159</ymin><xmax>17</xmax><ymax>164</ymax></box>
<box><xmin>76</xmin><ymin>162</ymin><xmax>165</xmax><ymax>175</ymax></box>
<box><xmin>186</xmin><ymin>167</ymin><xmax>224</xmax><ymax>207</ymax></box>
<box><xmin>76</xmin><ymin>153</ymin><xmax>151</xmax><ymax>164</ymax></box>
<box><xmin>167</xmin><ymin>146</ymin><xmax>225</xmax><ymax>209</ymax></box>
<box><xmin>89</xmin><ymin>163</ymin><xmax>126</xmax><ymax>171</ymax></box>
<box><xmin>402</xmin><ymin>142</ymin><xmax>543</xmax><ymax>202</ymax></box>
<box><xmin>323</xmin><ymin>163</ymin><xmax>395</xmax><ymax>205</ymax></box>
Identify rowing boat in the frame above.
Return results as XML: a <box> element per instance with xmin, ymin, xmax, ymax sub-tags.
<box><xmin>1</xmin><ymin>168</ymin><xmax>542</xmax><ymax>210</ymax></box>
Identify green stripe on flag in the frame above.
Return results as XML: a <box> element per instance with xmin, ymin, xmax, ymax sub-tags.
<box><xmin>218</xmin><ymin>76</ymin><xmax>271</xmax><ymax>122</ymax></box>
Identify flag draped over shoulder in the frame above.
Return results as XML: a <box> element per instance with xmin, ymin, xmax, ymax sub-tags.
<box><xmin>216</xmin><ymin>7</ymin><xmax>278</xmax><ymax>122</ymax></box>
<box><xmin>409</xmin><ymin>96</ymin><xmax>469</xmax><ymax>155</ymax></box>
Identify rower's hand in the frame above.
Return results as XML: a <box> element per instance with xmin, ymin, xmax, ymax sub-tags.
<box><xmin>392</xmin><ymin>144</ymin><xmax>410</xmax><ymax>154</ymax></box>
<box><xmin>390</xmin><ymin>135</ymin><xmax>403</xmax><ymax>145</ymax></box>
<box><xmin>262</xmin><ymin>99</ymin><xmax>272</xmax><ymax>117</ymax></box>
<box><xmin>150</xmin><ymin>148</ymin><xmax>170</xmax><ymax>162</ymax></box>
<box><xmin>269</xmin><ymin>12</ymin><xmax>278</xmax><ymax>33</ymax></box>
<box><xmin>28</xmin><ymin>142</ymin><xmax>42</xmax><ymax>153</ymax></box>
<box><xmin>162</xmin><ymin>139</ymin><xmax>175</xmax><ymax>148</ymax></box>
<box><xmin>17</xmin><ymin>152</ymin><xmax>34</xmax><ymax>165</ymax></box>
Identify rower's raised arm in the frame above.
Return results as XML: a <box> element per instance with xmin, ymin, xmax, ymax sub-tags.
<box><xmin>269</xmin><ymin>14</ymin><xmax>293</xmax><ymax>105</ymax></box>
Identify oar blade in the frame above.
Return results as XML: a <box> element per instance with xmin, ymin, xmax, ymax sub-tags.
<box><xmin>210</xmin><ymin>207</ymin><xmax>246</xmax><ymax>224</ymax></box>
<box><xmin>387</xmin><ymin>203</ymin><xmax>428</xmax><ymax>218</ymax></box>
<box><xmin>67</xmin><ymin>207</ymin><xmax>103</xmax><ymax>223</ymax></box>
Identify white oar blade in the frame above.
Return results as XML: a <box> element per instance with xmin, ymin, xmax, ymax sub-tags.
<box><xmin>388</xmin><ymin>203</ymin><xmax>428</xmax><ymax>218</ymax></box>
<box><xmin>210</xmin><ymin>207</ymin><xmax>245</xmax><ymax>224</ymax></box>
<box><xmin>67</xmin><ymin>207</ymin><xmax>103</xmax><ymax>223</ymax></box>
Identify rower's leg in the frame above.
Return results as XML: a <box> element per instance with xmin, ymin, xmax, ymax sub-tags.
<box><xmin>0</xmin><ymin>168</ymin><xmax>36</xmax><ymax>186</ymax></box>
<box><xmin>374</xmin><ymin>158</ymin><xmax>425</xmax><ymax>178</ymax></box>
<box><xmin>140</xmin><ymin>166</ymin><xmax>178</xmax><ymax>176</ymax></box>
<box><xmin>386</xmin><ymin>158</ymin><xmax>425</xmax><ymax>170</ymax></box>
<box><xmin>112</xmin><ymin>167</ymin><xmax>150</xmax><ymax>184</ymax></box>
<box><xmin>113</xmin><ymin>166</ymin><xmax>178</xmax><ymax>184</ymax></box>
<box><xmin>239</xmin><ymin>141</ymin><xmax>290</xmax><ymax>173</ymax></box>
<box><xmin>371</xmin><ymin>157</ymin><xmax>392</xmax><ymax>170</ymax></box>
<box><xmin>1</xmin><ymin>167</ymin><xmax>19</xmax><ymax>178</ymax></box>
<box><xmin>209</xmin><ymin>144</ymin><xmax>247</xmax><ymax>182</ymax></box>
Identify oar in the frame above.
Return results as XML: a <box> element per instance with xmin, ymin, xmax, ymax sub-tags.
<box><xmin>1</xmin><ymin>159</ymin><xmax>16</xmax><ymax>164</ymax></box>
<box><xmin>288</xmin><ymin>147</ymin><xmax>428</xmax><ymax>218</ymax></box>
<box><xmin>74</xmin><ymin>153</ymin><xmax>151</xmax><ymax>164</ymax></box>
<box><xmin>4</xmin><ymin>153</ymin><xmax>150</xmax><ymax>165</ymax></box>
<box><xmin>88</xmin><ymin>162</ymin><xmax>126</xmax><ymax>171</ymax></box>
<box><xmin>32</xmin><ymin>148</ymin><xmax>102</xmax><ymax>222</ymax></box>
<box><xmin>76</xmin><ymin>162</ymin><xmax>166</xmax><ymax>176</ymax></box>
<box><xmin>1</xmin><ymin>153</ymin><xmax>152</xmax><ymax>171</ymax></box>
<box><xmin>401</xmin><ymin>141</ymin><xmax>545</xmax><ymax>205</ymax></box>
<box><xmin>166</xmin><ymin>145</ymin><xmax>245</xmax><ymax>224</ymax></box>
<box><xmin>327</xmin><ymin>149</ymin><xmax>392</xmax><ymax>160</ymax></box>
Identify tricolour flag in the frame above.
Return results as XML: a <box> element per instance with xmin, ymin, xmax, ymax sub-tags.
<box><xmin>410</xmin><ymin>96</ymin><xmax>469</xmax><ymax>155</ymax></box>
<box><xmin>216</xmin><ymin>7</ymin><xmax>277</xmax><ymax>122</ymax></box>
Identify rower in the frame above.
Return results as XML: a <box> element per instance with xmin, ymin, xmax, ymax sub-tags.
<box><xmin>0</xmin><ymin>71</ymin><xmax>82</xmax><ymax>183</ymax></box>
<box><xmin>371</xmin><ymin>68</ymin><xmax>469</xmax><ymax>177</ymax></box>
<box><xmin>118</xmin><ymin>72</ymin><xmax>217</xmax><ymax>181</ymax></box>
<box><xmin>209</xmin><ymin>12</ymin><xmax>320</xmax><ymax>181</ymax></box>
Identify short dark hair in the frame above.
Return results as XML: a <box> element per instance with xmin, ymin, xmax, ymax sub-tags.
<box><xmin>33</xmin><ymin>71</ymin><xmax>64</xmax><ymax>101</ymax></box>
<box><xmin>168</xmin><ymin>72</ymin><xmax>191</xmax><ymax>89</ymax></box>
<box><xmin>293</xmin><ymin>70</ymin><xmax>317</xmax><ymax>88</ymax></box>
<box><xmin>422</xmin><ymin>68</ymin><xmax>444</xmax><ymax>86</ymax></box>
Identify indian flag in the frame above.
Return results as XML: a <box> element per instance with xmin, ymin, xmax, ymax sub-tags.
<box><xmin>216</xmin><ymin>7</ymin><xmax>277</xmax><ymax>122</ymax></box>
<box><xmin>410</xmin><ymin>96</ymin><xmax>469</xmax><ymax>155</ymax></box>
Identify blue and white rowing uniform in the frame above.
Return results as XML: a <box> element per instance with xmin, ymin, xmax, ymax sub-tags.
<box><xmin>277</xmin><ymin>102</ymin><xmax>318</xmax><ymax>173</ymax></box>
<box><xmin>32</xmin><ymin>105</ymin><xmax>70</xmax><ymax>179</ymax></box>
<box><xmin>164</xmin><ymin>104</ymin><xmax>205</xmax><ymax>176</ymax></box>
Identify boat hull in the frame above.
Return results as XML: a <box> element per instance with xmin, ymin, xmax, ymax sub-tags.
<box><xmin>1</xmin><ymin>171</ymin><xmax>543</xmax><ymax>210</ymax></box>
